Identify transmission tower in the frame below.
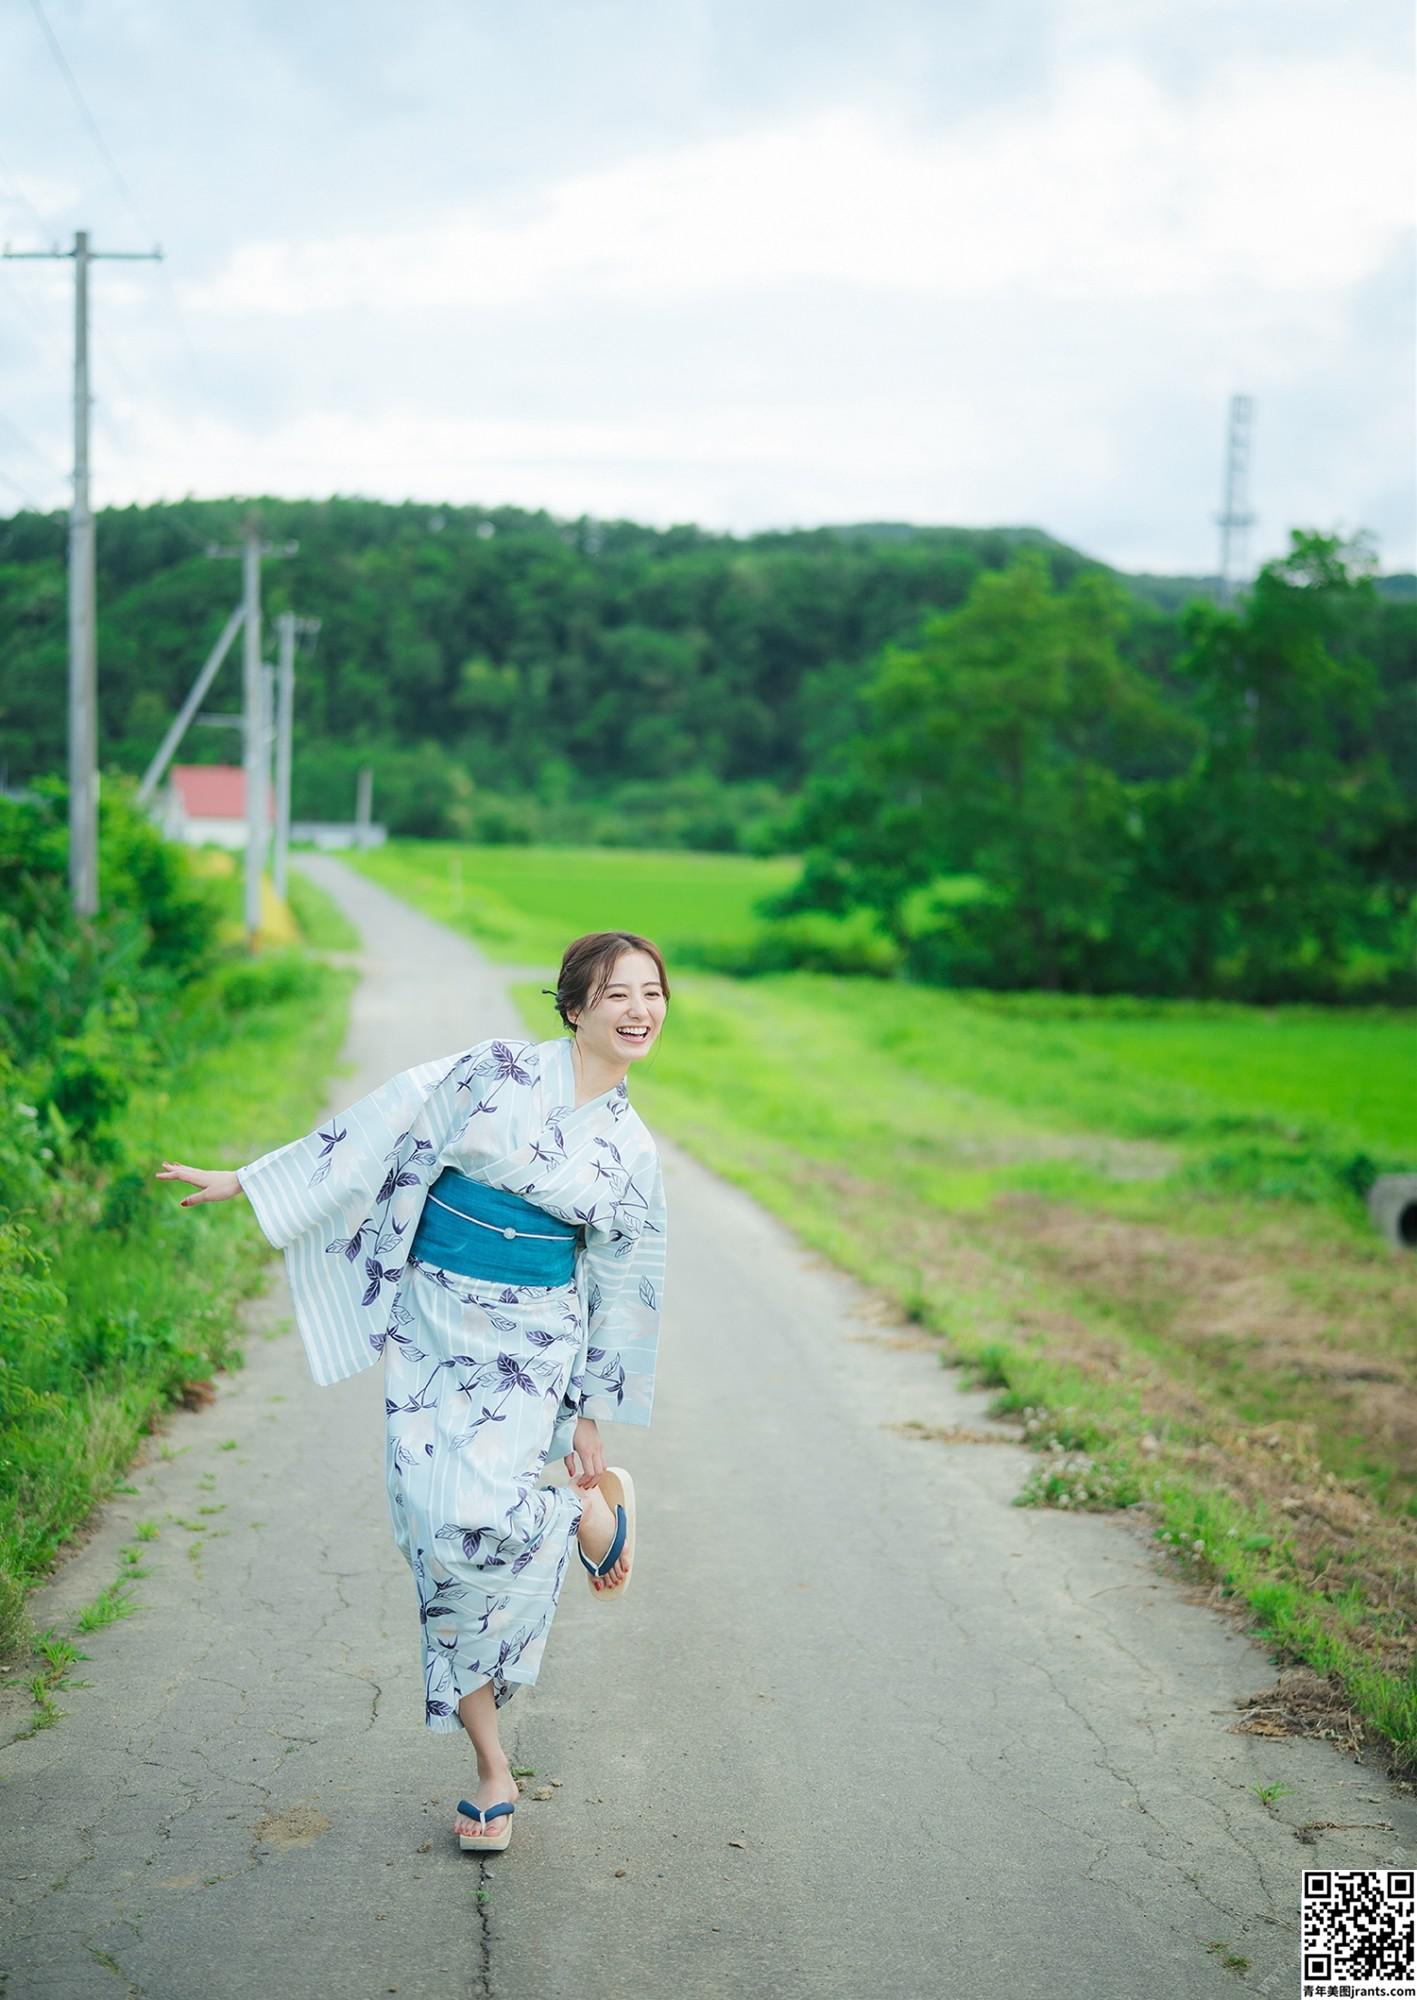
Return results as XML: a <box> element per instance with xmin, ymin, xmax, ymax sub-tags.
<box><xmin>1215</xmin><ymin>393</ymin><xmax>1256</xmax><ymax>608</ymax></box>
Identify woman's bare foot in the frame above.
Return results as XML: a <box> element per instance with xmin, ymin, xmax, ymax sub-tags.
<box><xmin>453</xmin><ymin>1760</ymin><xmax>520</xmax><ymax>1842</ymax></box>
<box><xmin>576</xmin><ymin>1482</ymin><xmax>630</xmax><ymax>1593</ymax></box>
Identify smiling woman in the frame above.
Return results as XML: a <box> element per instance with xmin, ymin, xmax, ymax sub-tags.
<box><xmin>155</xmin><ymin>928</ymin><xmax>669</xmax><ymax>1857</ymax></box>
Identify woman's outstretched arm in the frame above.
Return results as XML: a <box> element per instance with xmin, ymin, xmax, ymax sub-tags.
<box><xmin>155</xmin><ymin>1163</ymin><xmax>246</xmax><ymax>1207</ymax></box>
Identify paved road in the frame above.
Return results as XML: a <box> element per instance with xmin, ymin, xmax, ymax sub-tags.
<box><xmin>3</xmin><ymin>856</ymin><xmax>1411</xmax><ymax>2000</ymax></box>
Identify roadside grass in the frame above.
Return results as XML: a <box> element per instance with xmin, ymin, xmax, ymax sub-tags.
<box><xmin>496</xmin><ymin>962</ymin><xmax>1417</xmax><ymax>1767</ymax></box>
<box><xmin>345</xmin><ymin>839</ymin><xmax>798</xmax><ymax>965</ymax></box>
<box><xmin>286</xmin><ymin>863</ymin><xmax>362</xmax><ymax>951</ymax></box>
<box><xmin>74</xmin><ymin>1578</ymin><xmax>137</xmax><ymax>1634</ymax></box>
<box><xmin>0</xmin><ymin>881</ymin><xmax>353</xmax><ymax>1662</ymax></box>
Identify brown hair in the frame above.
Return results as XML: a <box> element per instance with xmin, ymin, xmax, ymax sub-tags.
<box><xmin>548</xmin><ymin>932</ymin><xmax>670</xmax><ymax>1030</ymax></box>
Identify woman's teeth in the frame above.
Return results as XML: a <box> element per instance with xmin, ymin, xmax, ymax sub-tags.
<box><xmin>617</xmin><ymin>1026</ymin><xmax>649</xmax><ymax>1040</ymax></box>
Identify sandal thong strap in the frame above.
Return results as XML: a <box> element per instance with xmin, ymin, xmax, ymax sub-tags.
<box><xmin>577</xmin><ymin>1502</ymin><xmax>627</xmax><ymax>1578</ymax></box>
<box><xmin>457</xmin><ymin>1798</ymin><xmax>515</xmax><ymax>1825</ymax></box>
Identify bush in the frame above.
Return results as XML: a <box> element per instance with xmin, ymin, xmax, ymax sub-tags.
<box><xmin>218</xmin><ymin>952</ymin><xmax>326</xmax><ymax>1013</ymax></box>
<box><xmin>0</xmin><ymin>773</ymin><xmax>354</xmax><ymax>1655</ymax></box>
<box><xmin>680</xmin><ymin>909</ymin><xmax>902</xmax><ymax>979</ymax></box>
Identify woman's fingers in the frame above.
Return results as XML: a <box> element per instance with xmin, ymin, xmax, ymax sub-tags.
<box><xmin>154</xmin><ymin>1163</ymin><xmax>226</xmax><ymax>1205</ymax></box>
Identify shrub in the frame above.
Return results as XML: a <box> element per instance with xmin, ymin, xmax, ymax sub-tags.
<box><xmin>680</xmin><ymin>909</ymin><xmax>902</xmax><ymax>979</ymax></box>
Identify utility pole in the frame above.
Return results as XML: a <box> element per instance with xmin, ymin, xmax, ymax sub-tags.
<box><xmin>135</xmin><ymin>604</ymin><xmax>245</xmax><ymax>806</ymax></box>
<box><xmin>1215</xmin><ymin>393</ymin><xmax>1256</xmax><ymax>609</ymax></box>
<box><xmin>270</xmin><ymin>613</ymin><xmax>317</xmax><ymax>901</ymax></box>
<box><xmin>356</xmin><ymin>766</ymin><xmax>374</xmax><ymax>849</ymax></box>
<box><xmin>207</xmin><ymin>514</ymin><xmax>296</xmax><ymax>946</ymax></box>
<box><xmin>273</xmin><ymin>613</ymin><xmax>295</xmax><ymax>901</ymax></box>
<box><xmin>2</xmin><ymin>230</ymin><xmax>162</xmax><ymax>916</ymax></box>
<box><xmin>242</xmin><ymin>518</ymin><xmax>266</xmax><ymax>937</ymax></box>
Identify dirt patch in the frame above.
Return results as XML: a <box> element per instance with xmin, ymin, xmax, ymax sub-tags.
<box><xmin>1230</xmin><ymin>1666</ymin><xmax>1366</xmax><ymax>1756</ymax></box>
<box><xmin>980</xmin><ymin>1194</ymin><xmax>1417</xmax><ymax>1486</ymax></box>
<box><xmin>779</xmin><ymin>1152</ymin><xmax>1417</xmax><ymax>1752</ymax></box>
<box><xmin>908</xmin><ymin>1128</ymin><xmax>1178</xmax><ymax>1183</ymax></box>
<box><xmin>848</xmin><ymin>1328</ymin><xmax>948</xmax><ymax>1354</ymax></box>
<box><xmin>253</xmin><ymin>1802</ymin><xmax>332</xmax><ymax>1849</ymax></box>
<box><xmin>890</xmin><ymin>1419</ymin><xmax>1025</xmax><ymax>1447</ymax></box>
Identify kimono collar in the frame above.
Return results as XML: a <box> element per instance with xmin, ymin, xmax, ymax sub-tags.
<box><xmin>551</xmin><ymin>1036</ymin><xmax>631</xmax><ymax>1116</ymax></box>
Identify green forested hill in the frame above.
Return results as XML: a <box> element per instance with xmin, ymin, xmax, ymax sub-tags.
<box><xmin>0</xmin><ymin>498</ymin><xmax>1411</xmax><ymax>850</ymax></box>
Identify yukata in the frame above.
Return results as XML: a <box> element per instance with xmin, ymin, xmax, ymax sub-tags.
<box><xmin>237</xmin><ymin>1036</ymin><xmax>665</xmax><ymax>1727</ymax></box>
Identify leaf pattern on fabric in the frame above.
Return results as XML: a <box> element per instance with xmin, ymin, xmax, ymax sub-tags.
<box><xmin>244</xmin><ymin>1035</ymin><xmax>663</xmax><ymax>1725</ymax></box>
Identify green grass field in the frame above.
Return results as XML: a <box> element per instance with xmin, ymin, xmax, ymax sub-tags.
<box><xmin>563</xmin><ymin>970</ymin><xmax>1417</xmax><ymax>1762</ymax></box>
<box><xmin>346</xmin><ymin>840</ymin><xmax>797</xmax><ymax>964</ymax></box>
<box><xmin>342</xmin><ymin>835</ymin><xmax>1417</xmax><ymax>1763</ymax></box>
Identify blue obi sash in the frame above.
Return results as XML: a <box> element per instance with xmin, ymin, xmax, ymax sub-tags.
<box><xmin>410</xmin><ymin>1169</ymin><xmax>579</xmax><ymax>1287</ymax></box>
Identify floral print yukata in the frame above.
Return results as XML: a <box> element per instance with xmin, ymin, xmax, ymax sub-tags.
<box><xmin>237</xmin><ymin>1036</ymin><xmax>665</xmax><ymax>1726</ymax></box>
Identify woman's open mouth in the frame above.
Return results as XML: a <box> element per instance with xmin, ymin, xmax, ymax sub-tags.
<box><xmin>616</xmin><ymin>1025</ymin><xmax>651</xmax><ymax>1043</ymax></box>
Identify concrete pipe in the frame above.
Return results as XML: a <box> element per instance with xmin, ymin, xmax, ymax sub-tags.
<box><xmin>1367</xmin><ymin>1172</ymin><xmax>1417</xmax><ymax>1250</ymax></box>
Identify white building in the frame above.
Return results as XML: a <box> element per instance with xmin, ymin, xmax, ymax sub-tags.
<box><xmin>158</xmin><ymin>764</ymin><xmax>385</xmax><ymax>850</ymax></box>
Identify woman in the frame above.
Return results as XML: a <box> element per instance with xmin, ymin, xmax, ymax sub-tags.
<box><xmin>156</xmin><ymin>931</ymin><xmax>668</xmax><ymax>1855</ymax></box>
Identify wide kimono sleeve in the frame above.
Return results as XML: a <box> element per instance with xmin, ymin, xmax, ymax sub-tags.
<box><xmin>550</xmin><ymin>1140</ymin><xmax>666</xmax><ymax>1462</ymax></box>
<box><xmin>236</xmin><ymin>1043</ymin><xmax>495</xmax><ymax>1387</ymax></box>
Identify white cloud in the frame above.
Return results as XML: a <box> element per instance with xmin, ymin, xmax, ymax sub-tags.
<box><xmin>187</xmin><ymin>55</ymin><xmax>1412</xmax><ymax>320</ymax></box>
<box><xmin>2</xmin><ymin>3</ymin><xmax>1411</xmax><ymax>572</ymax></box>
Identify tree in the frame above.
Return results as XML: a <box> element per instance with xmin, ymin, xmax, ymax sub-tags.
<box><xmin>779</xmin><ymin>552</ymin><xmax>1189</xmax><ymax>988</ymax></box>
<box><xmin>1123</xmin><ymin>533</ymin><xmax>1412</xmax><ymax>998</ymax></box>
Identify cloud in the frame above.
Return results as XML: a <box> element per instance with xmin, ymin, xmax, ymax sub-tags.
<box><xmin>187</xmin><ymin>55</ymin><xmax>1411</xmax><ymax>321</ymax></box>
<box><xmin>1</xmin><ymin>2</ymin><xmax>1410</xmax><ymax>571</ymax></box>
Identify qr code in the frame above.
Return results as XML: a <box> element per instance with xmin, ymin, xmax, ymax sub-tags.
<box><xmin>1302</xmin><ymin>1870</ymin><xmax>1416</xmax><ymax>1997</ymax></box>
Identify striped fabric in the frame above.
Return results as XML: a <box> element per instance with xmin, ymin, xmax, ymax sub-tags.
<box><xmin>236</xmin><ymin>1038</ymin><xmax>667</xmax><ymax>1463</ymax></box>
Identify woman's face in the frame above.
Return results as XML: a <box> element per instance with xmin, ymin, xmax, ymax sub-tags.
<box><xmin>570</xmin><ymin>949</ymin><xmax>667</xmax><ymax>1067</ymax></box>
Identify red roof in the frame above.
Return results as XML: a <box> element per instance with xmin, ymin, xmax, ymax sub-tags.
<box><xmin>171</xmin><ymin>765</ymin><xmax>274</xmax><ymax>821</ymax></box>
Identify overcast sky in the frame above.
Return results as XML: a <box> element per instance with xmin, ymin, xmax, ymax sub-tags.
<box><xmin>0</xmin><ymin>0</ymin><xmax>1412</xmax><ymax>574</ymax></box>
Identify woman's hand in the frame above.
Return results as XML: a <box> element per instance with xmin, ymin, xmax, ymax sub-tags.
<box><xmin>155</xmin><ymin>1163</ymin><xmax>244</xmax><ymax>1208</ymax></box>
<box><xmin>564</xmin><ymin>1417</ymin><xmax>605</xmax><ymax>1491</ymax></box>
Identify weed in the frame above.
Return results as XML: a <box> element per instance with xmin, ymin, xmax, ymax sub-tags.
<box><xmin>1015</xmin><ymin>1449</ymin><xmax>1144</xmax><ymax>1512</ymax></box>
<box><xmin>25</xmin><ymin>1675</ymin><xmax>61</xmax><ymax>1730</ymax></box>
<box><xmin>75</xmin><ymin>1582</ymin><xmax>137</xmax><ymax>1633</ymax></box>
<box><xmin>218</xmin><ymin>1440</ymin><xmax>238</xmax><ymax>1451</ymax></box>
<box><xmin>1203</xmin><ymin>1942</ymin><xmax>1251</xmax><ymax>1973</ymax></box>
<box><xmin>134</xmin><ymin>1520</ymin><xmax>160</xmax><ymax>1542</ymax></box>
<box><xmin>34</xmin><ymin>1630</ymin><xmax>86</xmax><ymax>1675</ymax></box>
<box><xmin>1254</xmin><ymin>1781</ymin><xmax>1298</xmax><ymax>1808</ymax></box>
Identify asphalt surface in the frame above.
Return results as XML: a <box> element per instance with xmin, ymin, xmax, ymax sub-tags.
<box><xmin>2</xmin><ymin>853</ymin><xmax>1412</xmax><ymax>2000</ymax></box>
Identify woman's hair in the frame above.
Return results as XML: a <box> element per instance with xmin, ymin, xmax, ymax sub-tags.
<box><xmin>548</xmin><ymin>932</ymin><xmax>670</xmax><ymax>1030</ymax></box>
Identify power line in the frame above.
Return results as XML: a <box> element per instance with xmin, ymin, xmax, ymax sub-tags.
<box><xmin>0</xmin><ymin>464</ymin><xmax>48</xmax><ymax>512</ymax></box>
<box><xmin>0</xmin><ymin>408</ymin><xmax>66</xmax><ymax>483</ymax></box>
<box><xmin>0</xmin><ymin>250</ymin><xmax>65</xmax><ymax>352</ymax></box>
<box><xmin>27</xmin><ymin>0</ymin><xmax>158</xmax><ymax>248</ymax></box>
<box><xmin>22</xmin><ymin>4</ymin><xmax>209</xmax><ymax>428</ymax></box>
<box><xmin>0</xmin><ymin>149</ymin><xmax>56</xmax><ymax>243</ymax></box>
